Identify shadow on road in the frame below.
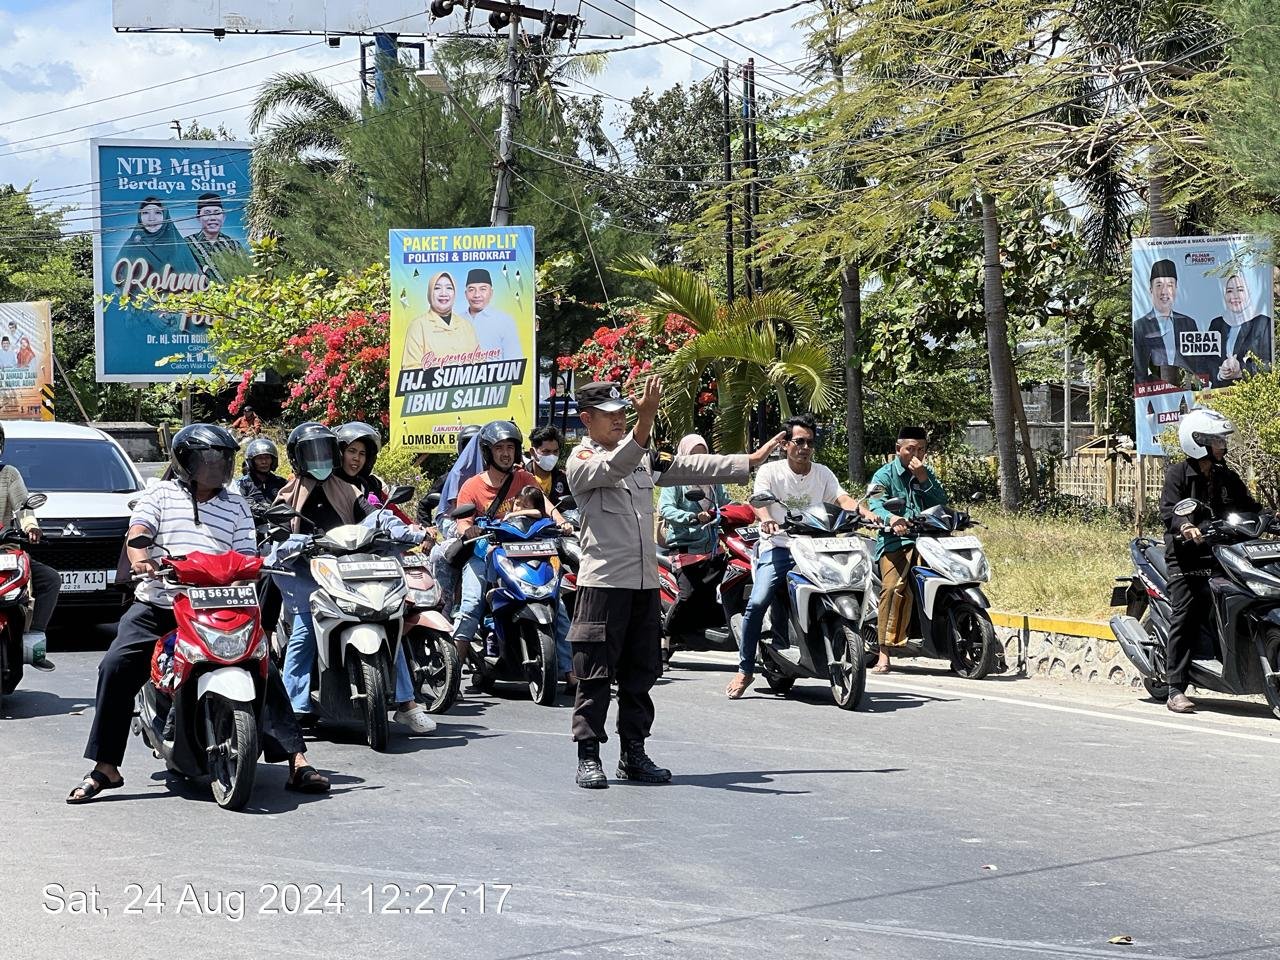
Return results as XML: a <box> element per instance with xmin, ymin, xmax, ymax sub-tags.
<box><xmin>305</xmin><ymin>720</ymin><xmax>502</xmax><ymax>753</ymax></box>
<box><xmin>1</xmin><ymin>688</ymin><xmax>95</xmax><ymax>720</ymax></box>
<box><xmin>666</xmin><ymin>766</ymin><xmax>904</xmax><ymax>796</ymax></box>
<box><xmin>144</xmin><ymin>767</ymin><xmax>377</xmax><ymax>813</ymax></box>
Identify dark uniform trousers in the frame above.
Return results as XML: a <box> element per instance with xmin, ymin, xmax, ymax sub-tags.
<box><xmin>569</xmin><ymin>586</ymin><xmax>662</xmax><ymax>743</ymax></box>
<box><xmin>1166</xmin><ymin>561</ymin><xmax>1213</xmax><ymax>693</ymax></box>
<box><xmin>84</xmin><ymin>601</ymin><xmax>307</xmax><ymax>767</ymax></box>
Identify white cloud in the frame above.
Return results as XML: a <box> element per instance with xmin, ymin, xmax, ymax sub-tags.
<box><xmin>0</xmin><ymin>0</ymin><xmax>812</xmax><ymax>219</ymax></box>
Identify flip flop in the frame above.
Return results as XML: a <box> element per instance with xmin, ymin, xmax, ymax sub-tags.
<box><xmin>870</xmin><ymin>664</ymin><xmax>891</xmax><ymax>675</ymax></box>
<box><xmin>66</xmin><ymin>769</ymin><xmax>124</xmax><ymax>804</ymax></box>
<box><xmin>285</xmin><ymin>764</ymin><xmax>330</xmax><ymax>794</ymax></box>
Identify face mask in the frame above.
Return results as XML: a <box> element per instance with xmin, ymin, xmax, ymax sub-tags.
<box><xmin>308</xmin><ymin>466</ymin><xmax>333</xmax><ymax>482</ymax></box>
<box><xmin>537</xmin><ymin>454</ymin><xmax>559</xmax><ymax>472</ymax></box>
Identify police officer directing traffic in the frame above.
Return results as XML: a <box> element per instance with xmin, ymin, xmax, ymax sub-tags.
<box><xmin>566</xmin><ymin>377</ymin><xmax>784</xmax><ymax>788</ymax></box>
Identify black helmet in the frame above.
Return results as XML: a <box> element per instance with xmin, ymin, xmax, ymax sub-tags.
<box><xmin>243</xmin><ymin>437</ymin><xmax>279</xmax><ymax>473</ymax></box>
<box><xmin>336</xmin><ymin>421</ymin><xmax>381</xmax><ymax>474</ymax></box>
<box><xmin>457</xmin><ymin>423</ymin><xmax>482</xmax><ymax>453</ymax></box>
<box><xmin>478</xmin><ymin>420</ymin><xmax>523</xmax><ymax>472</ymax></box>
<box><xmin>171</xmin><ymin>423</ymin><xmax>238</xmax><ymax>490</ymax></box>
<box><xmin>286</xmin><ymin>422</ymin><xmax>340</xmax><ymax>482</ymax></box>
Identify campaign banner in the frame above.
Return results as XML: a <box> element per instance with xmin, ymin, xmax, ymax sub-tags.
<box><xmin>92</xmin><ymin>138</ymin><xmax>252</xmax><ymax>382</ymax></box>
<box><xmin>1131</xmin><ymin>235</ymin><xmax>1274</xmax><ymax>455</ymax></box>
<box><xmin>388</xmin><ymin>227</ymin><xmax>536</xmax><ymax>454</ymax></box>
<box><xmin>0</xmin><ymin>302</ymin><xmax>54</xmax><ymax>420</ymax></box>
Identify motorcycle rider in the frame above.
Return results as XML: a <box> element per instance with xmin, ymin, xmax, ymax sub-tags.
<box><xmin>526</xmin><ymin>425</ymin><xmax>572</xmax><ymax>507</ymax></box>
<box><xmin>0</xmin><ymin>422</ymin><xmax>60</xmax><ymax>670</ymax></box>
<box><xmin>866</xmin><ymin>426</ymin><xmax>948</xmax><ymax>674</ymax></box>
<box><xmin>451</xmin><ymin>421</ymin><xmax>574</xmax><ymax>683</ymax></box>
<box><xmin>423</xmin><ymin>424</ymin><xmax>482</xmax><ymax>612</ymax></box>
<box><xmin>67</xmin><ymin>424</ymin><xmax>327</xmax><ymax>804</ymax></box>
<box><xmin>1159</xmin><ymin>409</ymin><xmax>1259</xmax><ymax>714</ymax></box>
<box><xmin>274</xmin><ymin>422</ymin><xmax>436</xmax><ymax>735</ymax></box>
<box><xmin>233</xmin><ymin>437</ymin><xmax>286</xmax><ymax>638</ymax></box>
<box><xmin>726</xmin><ymin>413</ymin><xmax>865</xmax><ymax>700</ymax></box>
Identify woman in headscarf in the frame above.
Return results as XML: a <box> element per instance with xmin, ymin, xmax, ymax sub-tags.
<box><xmin>1209</xmin><ymin>272</ymin><xmax>1273</xmax><ymax>386</ymax></box>
<box><xmin>657</xmin><ymin>434</ymin><xmax>730</xmax><ymax>664</ymax></box>
<box><xmin>401</xmin><ymin>271</ymin><xmax>480</xmax><ymax>370</ymax></box>
<box><xmin>112</xmin><ymin>197</ymin><xmax>202</xmax><ymax>281</ymax></box>
<box><xmin>15</xmin><ymin>336</ymin><xmax>35</xmax><ymax>369</ymax></box>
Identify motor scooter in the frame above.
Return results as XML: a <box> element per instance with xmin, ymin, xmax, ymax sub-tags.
<box><xmin>745</xmin><ymin>493</ymin><xmax>874</xmax><ymax>709</ymax></box>
<box><xmin>401</xmin><ymin>550</ymin><xmax>461</xmax><ymax>714</ymax></box>
<box><xmin>866</xmin><ymin>497</ymin><xmax>1001</xmax><ymax>679</ymax></box>
<box><xmin>452</xmin><ymin>504</ymin><xmax>562</xmax><ymax>706</ymax></box>
<box><xmin>0</xmin><ymin>493</ymin><xmax>51</xmax><ymax>702</ymax></box>
<box><xmin>128</xmin><ymin>535</ymin><xmax>269</xmax><ymax>810</ymax></box>
<box><xmin>270</xmin><ymin>488</ymin><xmax>418</xmax><ymax>751</ymax></box>
<box><xmin>1110</xmin><ymin>498</ymin><xmax>1280</xmax><ymax>717</ymax></box>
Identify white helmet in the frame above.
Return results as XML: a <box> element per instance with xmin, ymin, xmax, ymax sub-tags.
<box><xmin>1178</xmin><ymin>408</ymin><xmax>1234</xmax><ymax>459</ymax></box>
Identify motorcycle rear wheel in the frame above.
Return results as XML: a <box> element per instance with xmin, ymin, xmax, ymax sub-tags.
<box><xmin>524</xmin><ymin>623</ymin><xmax>558</xmax><ymax>706</ymax></box>
<box><xmin>415</xmin><ymin>632</ymin><xmax>461</xmax><ymax>714</ymax></box>
<box><xmin>349</xmin><ymin>653</ymin><xmax>390</xmax><ymax>752</ymax></box>
<box><xmin>1256</xmin><ymin>629</ymin><xmax>1280</xmax><ymax>721</ymax></box>
<box><xmin>205</xmin><ymin>696</ymin><xmax>258</xmax><ymax>811</ymax></box>
<box><xmin>1140</xmin><ymin>613</ymin><xmax>1170</xmax><ymax>702</ymax></box>
<box><xmin>826</xmin><ymin>618</ymin><xmax>866</xmax><ymax>710</ymax></box>
<box><xmin>948</xmin><ymin>600</ymin><xmax>999</xmax><ymax>679</ymax></box>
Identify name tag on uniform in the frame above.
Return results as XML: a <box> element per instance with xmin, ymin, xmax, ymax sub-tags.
<box><xmin>1179</xmin><ymin>330</ymin><xmax>1222</xmax><ymax>357</ymax></box>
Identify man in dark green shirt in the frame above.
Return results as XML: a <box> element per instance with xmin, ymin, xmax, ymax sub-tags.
<box><xmin>867</xmin><ymin>426</ymin><xmax>947</xmax><ymax>673</ymax></box>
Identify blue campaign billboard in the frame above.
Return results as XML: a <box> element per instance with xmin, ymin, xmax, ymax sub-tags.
<box><xmin>91</xmin><ymin>138</ymin><xmax>252</xmax><ymax>382</ymax></box>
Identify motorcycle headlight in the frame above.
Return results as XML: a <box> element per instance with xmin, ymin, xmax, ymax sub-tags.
<box><xmin>495</xmin><ymin>554</ymin><xmax>556</xmax><ymax>599</ymax></box>
<box><xmin>1220</xmin><ymin>549</ymin><xmax>1280</xmax><ymax>598</ymax></box>
<box><xmin>410</xmin><ymin>580</ymin><xmax>442</xmax><ymax>609</ymax></box>
<box><xmin>812</xmin><ymin>550</ymin><xmax>867</xmax><ymax>589</ymax></box>
<box><xmin>311</xmin><ymin>558</ymin><xmax>348</xmax><ymax>598</ymax></box>
<box><xmin>191</xmin><ymin>620</ymin><xmax>255</xmax><ymax>660</ymax></box>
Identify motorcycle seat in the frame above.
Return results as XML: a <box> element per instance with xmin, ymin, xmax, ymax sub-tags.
<box><xmin>657</xmin><ymin>553</ymin><xmax>675</xmax><ymax>571</ymax></box>
<box><xmin>1142</xmin><ymin>545</ymin><xmax>1169</xmax><ymax>584</ymax></box>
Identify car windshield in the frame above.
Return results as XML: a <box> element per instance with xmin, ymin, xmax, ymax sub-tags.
<box><xmin>5</xmin><ymin>438</ymin><xmax>141</xmax><ymax>493</ymax></box>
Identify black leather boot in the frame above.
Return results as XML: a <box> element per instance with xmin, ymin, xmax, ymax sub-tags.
<box><xmin>617</xmin><ymin>739</ymin><xmax>671</xmax><ymax>783</ymax></box>
<box><xmin>576</xmin><ymin>740</ymin><xmax>609</xmax><ymax>789</ymax></box>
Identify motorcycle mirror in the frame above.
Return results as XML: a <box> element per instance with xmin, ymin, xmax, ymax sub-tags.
<box><xmin>387</xmin><ymin>484</ymin><xmax>415</xmax><ymax>506</ymax></box>
<box><xmin>20</xmin><ymin>493</ymin><xmax>47</xmax><ymax>511</ymax></box>
<box><xmin>425</xmin><ymin>492</ymin><xmax>441</xmax><ymax>510</ymax></box>
<box><xmin>865</xmin><ymin>482</ymin><xmax>886</xmax><ymax>498</ymax></box>
<box><xmin>269</xmin><ymin>527</ymin><xmax>290</xmax><ymax>543</ymax></box>
<box><xmin>749</xmin><ymin>493</ymin><xmax>778</xmax><ymax>508</ymax></box>
<box><xmin>882</xmin><ymin>497</ymin><xmax>906</xmax><ymax>514</ymax></box>
<box><xmin>128</xmin><ymin>533</ymin><xmax>155</xmax><ymax>549</ymax></box>
<box><xmin>262</xmin><ymin>503</ymin><xmax>298</xmax><ymax>524</ymax></box>
<box><xmin>1173</xmin><ymin>498</ymin><xmax>1200</xmax><ymax>518</ymax></box>
<box><xmin>558</xmin><ymin>495</ymin><xmax>577</xmax><ymax>510</ymax></box>
<box><xmin>685</xmin><ymin>489</ymin><xmax>707</xmax><ymax>503</ymax></box>
<box><xmin>450</xmin><ymin>503</ymin><xmax>478</xmax><ymax>520</ymax></box>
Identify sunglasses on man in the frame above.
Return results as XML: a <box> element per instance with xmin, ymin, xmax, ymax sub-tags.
<box><xmin>787</xmin><ymin>437</ymin><xmax>815</xmax><ymax>448</ymax></box>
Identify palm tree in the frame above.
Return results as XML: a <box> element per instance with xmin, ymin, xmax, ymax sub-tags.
<box><xmin>616</xmin><ymin>254</ymin><xmax>837</xmax><ymax>450</ymax></box>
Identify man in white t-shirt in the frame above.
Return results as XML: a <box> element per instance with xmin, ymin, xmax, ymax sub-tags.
<box><xmin>726</xmin><ymin>414</ymin><xmax>866</xmax><ymax>699</ymax></box>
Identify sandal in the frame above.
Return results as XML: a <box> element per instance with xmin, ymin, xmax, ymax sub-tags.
<box><xmin>285</xmin><ymin>764</ymin><xmax>330</xmax><ymax>794</ymax></box>
<box><xmin>870</xmin><ymin>664</ymin><xmax>891</xmax><ymax>675</ymax></box>
<box><xmin>66</xmin><ymin>769</ymin><xmax>124</xmax><ymax>804</ymax></box>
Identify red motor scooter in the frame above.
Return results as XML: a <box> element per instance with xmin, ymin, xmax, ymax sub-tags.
<box><xmin>401</xmin><ymin>552</ymin><xmax>461</xmax><ymax>714</ymax></box>
<box><xmin>129</xmin><ymin>535</ymin><xmax>269</xmax><ymax>811</ymax></box>
<box><xmin>0</xmin><ymin>493</ymin><xmax>50</xmax><ymax>703</ymax></box>
<box><xmin>717</xmin><ymin>503</ymin><xmax>762</xmax><ymax>650</ymax></box>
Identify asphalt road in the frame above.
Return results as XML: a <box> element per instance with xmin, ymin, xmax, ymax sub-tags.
<box><xmin>4</xmin><ymin>640</ymin><xmax>1280</xmax><ymax>960</ymax></box>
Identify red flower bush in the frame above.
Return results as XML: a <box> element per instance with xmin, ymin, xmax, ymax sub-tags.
<box><xmin>557</xmin><ymin>310</ymin><xmax>696</xmax><ymax>388</ymax></box>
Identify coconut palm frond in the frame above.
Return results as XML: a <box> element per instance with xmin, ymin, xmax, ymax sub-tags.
<box><xmin>249</xmin><ymin>72</ymin><xmax>357</xmax><ymax>136</ymax></box>
<box><xmin>770</xmin><ymin>341</ymin><xmax>839</xmax><ymax>412</ymax></box>
<box><xmin>613</xmin><ymin>253</ymin><xmax>723</xmax><ymax>333</ymax></box>
<box><xmin>724</xmin><ymin>288</ymin><xmax>821</xmax><ymax>338</ymax></box>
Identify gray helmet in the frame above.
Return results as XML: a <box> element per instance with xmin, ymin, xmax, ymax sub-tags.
<box><xmin>243</xmin><ymin>437</ymin><xmax>279</xmax><ymax>473</ymax></box>
<box><xmin>478</xmin><ymin>420</ymin><xmax>523</xmax><ymax>472</ymax></box>
<box><xmin>457</xmin><ymin>423</ymin><xmax>482</xmax><ymax>453</ymax></box>
<box><xmin>336</xmin><ymin>421</ymin><xmax>381</xmax><ymax>474</ymax></box>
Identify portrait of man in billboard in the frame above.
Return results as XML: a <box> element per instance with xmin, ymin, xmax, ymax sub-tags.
<box><xmin>401</xmin><ymin>271</ymin><xmax>480</xmax><ymax>369</ymax></box>
<box><xmin>1207</xmin><ymin>271</ymin><xmax>1274</xmax><ymax>387</ymax></box>
<box><xmin>463</xmin><ymin>268</ymin><xmax>522</xmax><ymax>361</ymax></box>
<box><xmin>1133</xmin><ymin>258</ymin><xmax>1197</xmax><ymax>384</ymax></box>
<box><xmin>185</xmin><ymin>192</ymin><xmax>244</xmax><ymax>282</ymax></box>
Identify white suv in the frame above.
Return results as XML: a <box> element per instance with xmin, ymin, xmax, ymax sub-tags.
<box><xmin>2</xmin><ymin>421</ymin><xmax>145</xmax><ymax>623</ymax></box>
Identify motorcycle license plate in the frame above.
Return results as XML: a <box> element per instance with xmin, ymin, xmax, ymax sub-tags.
<box><xmin>0</xmin><ymin>554</ymin><xmax>19</xmax><ymax>571</ymax></box>
<box><xmin>808</xmin><ymin>537</ymin><xmax>857</xmax><ymax>553</ymax></box>
<box><xmin>944</xmin><ymin>536</ymin><xmax>982</xmax><ymax>550</ymax></box>
<box><xmin>338</xmin><ymin>560</ymin><xmax>402</xmax><ymax>579</ymax></box>
<box><xmin>400</xmin><ymin>555</ymin><xmax>430</xmax><ymax>569</ymax></box>
<box><xmin>740</xmin><ymin>525</ymin><xmax>761</xmax><ymax>541</ymax></box>
<box><xmin>1242</xmin><ymin>542</ymin><xmax>1280</xmax><ymax>562</ymax></box>
<box><xmin>186</xmin><ymin>585</ymin><xmax>258</xmax><ymax>609</ymax></box>
<box><xmin>504</xmin><ymin>541</ymin><xmax>558</xmax><ymax>558</ymax></box>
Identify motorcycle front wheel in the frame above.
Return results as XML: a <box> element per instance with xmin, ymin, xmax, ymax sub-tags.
<box><xmin>349</xmin><ymin>653</ymin><xmax>390</xmax><ymax>751</ymax></box>
<box><xmin>825</xmin><ymin>617</ymin><xmax>866</xmax><ymax>710</ymax></box>
<box><xmin>204</xmin><ymin>695</ymin><xmax>259</xmax><ymax>811</ymax></box>
<box><xmin>523</xmin><ymin>622</ymin><xmax>558</xmax><ymax>706</ymax></box>
<box><xmin>948</xmin><ymin>600</ymin><xmax>999</xmax><ymax>679</ymax></box>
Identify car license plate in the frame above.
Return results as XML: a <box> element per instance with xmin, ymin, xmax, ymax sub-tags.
<box><xmin>808</xmin><ymin>537</ymin><xmax>857</xmax><ymax>553</ymax></box>
<box><xmin>504</xmin><ymin>541</ymin><xmax>558</xmax><ymax>558</ymax></box>
<box><xmin>59</xmin><ymin>569</ymin><xmax>111</xmax><ymax>592</ymax></box>
<box><xmin>1243</xmin><ymin>542</ymin><xmax>1280</xmax><ymax>562</ymax></box>
<box><xmin>944</xmin><ymin>536</ymin><xmax>982</xmax><ymax>550</ymax></box>
<box><xmin>187</xmin><ymin>585</ymin><xmax>259</xmax><ymax>609</ymax></box>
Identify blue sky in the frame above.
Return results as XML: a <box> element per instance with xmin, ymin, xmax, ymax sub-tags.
<box><xmin>0</xmin><ymin>0</ymin><xmax>809</xmax><ymax>222</ymax></box>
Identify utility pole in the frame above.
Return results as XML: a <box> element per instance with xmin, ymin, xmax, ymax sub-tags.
<box><xmin>490</xmin><ymin>4</ymin><xmax>522</xmax><ymax>228</ymax></box>
<box><xmin>1063</xmin><ymin>320</ymin><xmax>1072</xmax><ymax>458</ymax></box>
<box><xmin>722</xmin><ymin>61</ymin><xmax>735</xmax><ymax>304</ymax></box>
<box><xmin>739</xmin><ymin>61</ymin><xmax>754</xmax><ymax>300</ymax></box>
<box><xmin>170</xmin><ymin>119</ymin><xmax>183</xmax><ymax>139</ymax></box>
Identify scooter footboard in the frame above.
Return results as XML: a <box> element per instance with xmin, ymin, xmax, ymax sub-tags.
<box><xmin>1110</xmin><ymin>615</ymin><xmax>1158</xmax><ymax>677</ymax></box>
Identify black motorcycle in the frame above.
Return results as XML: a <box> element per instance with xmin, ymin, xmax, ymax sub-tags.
<box><xmin>1111</xmin><ymin>497</ymin><xmax>1280</xmax><ymax>718</ymax></box>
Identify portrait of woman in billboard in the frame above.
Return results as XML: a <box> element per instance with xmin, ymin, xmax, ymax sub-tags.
<box><xmin>400</xmin><ymin>270</ymin><xmax>480</xmax><ymax>369</ymax></box>
<box><xmin>1209</xmin><ymin>271</ymin><xmax>1274</xmax><ymax>386</ymax></box>
<box><xmin>113</xmin><ymin>197</ymin><xmax>202</xmax><ymax>280</ymax></box>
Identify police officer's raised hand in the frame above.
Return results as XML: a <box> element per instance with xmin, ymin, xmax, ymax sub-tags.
<box><xmin>632</xmin><ymin>376</ymin><xmax>662</xmax><ymax>446</ymax></box>
<box><xmin>1181</xmin><ymin>523</ymin><xmax>1205</xmax><ymax>545</ymax></box>
<box><xmin>748</xmin><ymin>432</ymin><xmax>787</xmax><ymax>469</ymax></box>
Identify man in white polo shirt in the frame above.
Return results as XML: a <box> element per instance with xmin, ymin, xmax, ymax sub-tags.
<box><xmin>67</xmin><ymin>424</ymin><xmax>328</xmax><ymax>803</ymax></box>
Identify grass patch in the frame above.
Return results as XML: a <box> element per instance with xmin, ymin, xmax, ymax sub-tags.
<box><xmin>979</xmin><ymin>507</ymin><xmax>1132</xmax><ymax>621</ymax></box>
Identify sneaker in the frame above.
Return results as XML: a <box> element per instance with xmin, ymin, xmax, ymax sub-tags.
<box><xmin>393</xmin><ymin>706</ymin><xmax>437</xmax><ymax>734</ymax></box>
